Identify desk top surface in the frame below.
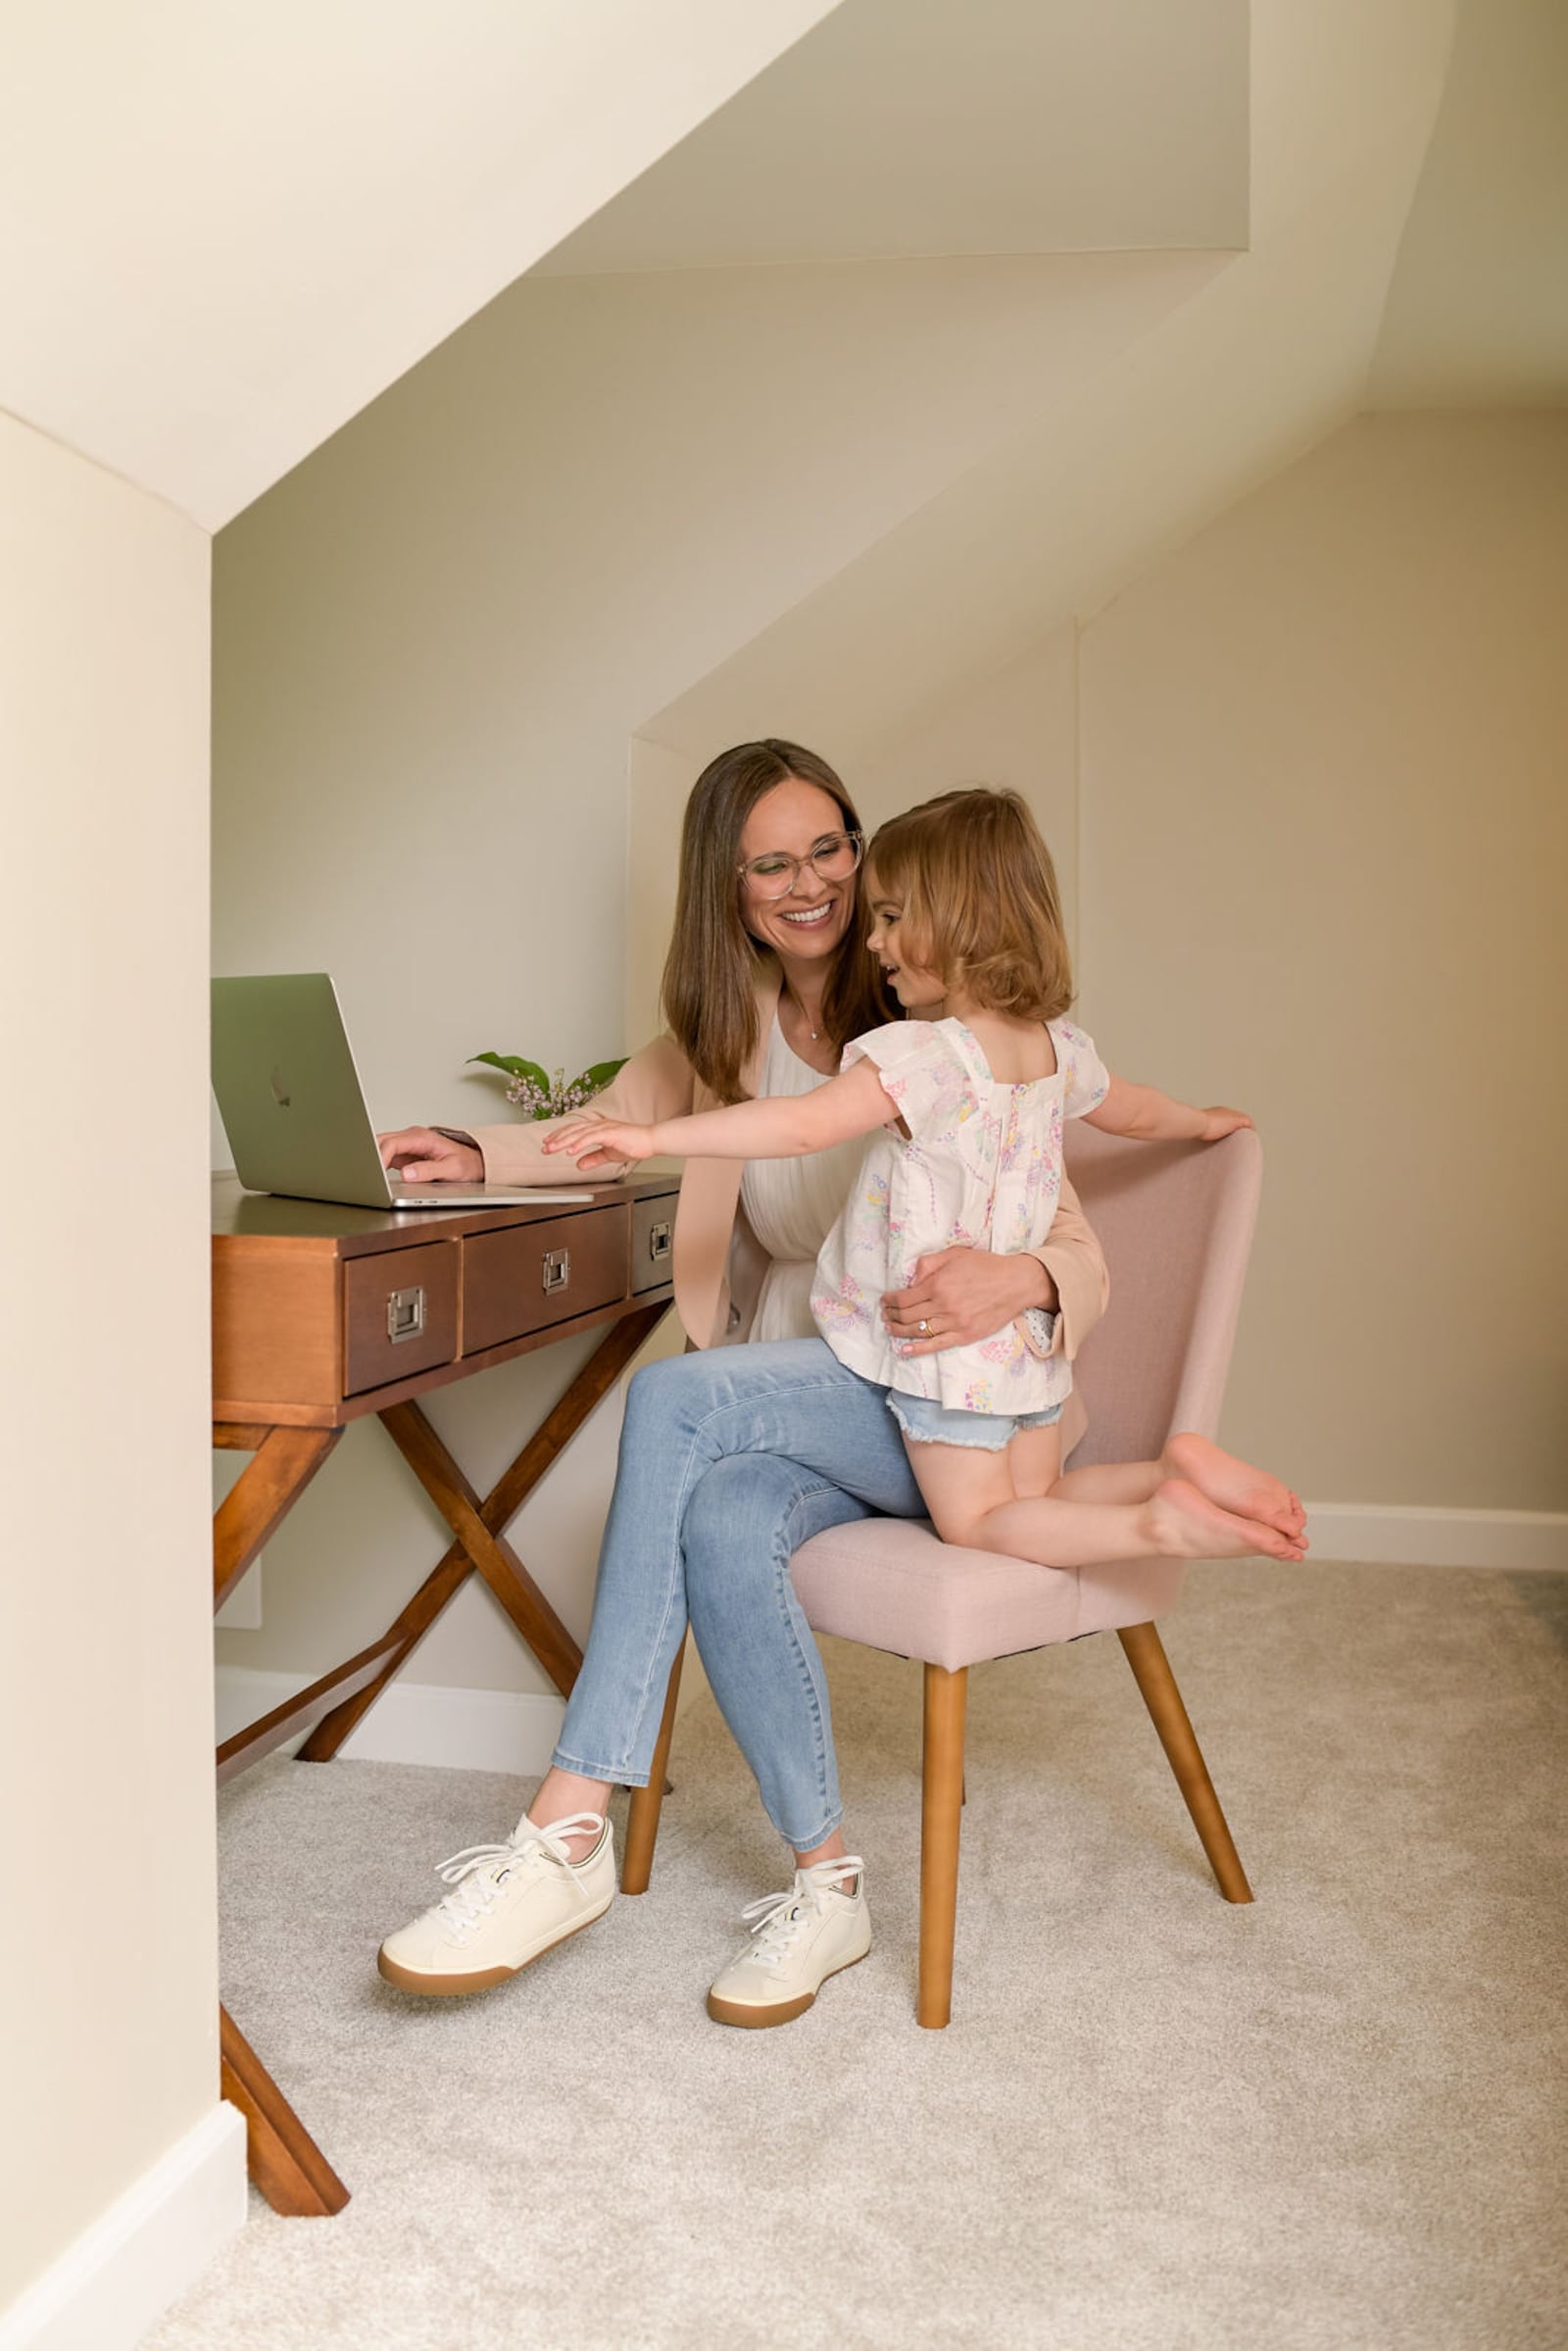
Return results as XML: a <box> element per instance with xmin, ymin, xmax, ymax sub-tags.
<box><xmin>212</xmin><ymin>1170</ymin><xmax>680</xmax><ymax>1252</ymax></box>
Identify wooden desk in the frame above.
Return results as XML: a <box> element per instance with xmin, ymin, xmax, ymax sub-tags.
<box><xmin>212</xmin><ymin>1173</ymin><xmax>678</xmax><ymax>2215</ymax></box>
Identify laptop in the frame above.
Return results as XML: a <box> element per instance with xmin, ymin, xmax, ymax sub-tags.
<box><xmin>211</xmin><ymin>973</ymin><xmax>594</xmax><ymax>1211</ymax></box>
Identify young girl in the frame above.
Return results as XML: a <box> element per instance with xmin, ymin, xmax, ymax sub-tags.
<box><xmin>549</xmin><ymin>789</ymin><xmax>1305</xmax><ymax>1568</ymax></box>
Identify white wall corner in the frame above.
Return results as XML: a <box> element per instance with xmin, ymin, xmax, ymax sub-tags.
<box><xmin>1303</xmin><ymin>1504</ymin><xmax>1568</xmax><ymax>1572</ymax></box>
<box><xmin>0</xmin><ymin>2104</ymin><xmax>246</xmax><ymax>2351</ymax></box>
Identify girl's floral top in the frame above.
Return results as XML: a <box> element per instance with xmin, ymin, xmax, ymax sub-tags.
<box><xmin>810</xmin><ymin>1016</ymin><xmax>1109</xmax><ymax>1416</ymax></box>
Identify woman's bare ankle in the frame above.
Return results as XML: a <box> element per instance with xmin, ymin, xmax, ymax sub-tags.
<box><xmin>794</xmin><ymin>1828</ymin><xmax>850</xmax><ymax>1874</ymax></box>
<box><xmin>528</xmin><ymin>1767</ymin><xmax>613</xmax><ymax>1861</ymax></box>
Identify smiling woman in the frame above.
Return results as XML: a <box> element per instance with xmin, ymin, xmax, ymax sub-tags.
<box><xmin>373</xmin><ymin>740</ymin><xmax>1111</xmax><ymax>2028</ymax></box>
<box><xmin>660</xmin><ymin>744</ymin><xmax>886</xmax><ymax>1104</ymax></box>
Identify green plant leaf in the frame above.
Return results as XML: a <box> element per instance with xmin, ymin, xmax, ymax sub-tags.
<box><xmin>573</xmin><ymin>1057</ymin><xmax>628</xmax><ymax>1097</ymax></box>
<box><xmin>468</xmin><ymin>1052</ymin><xmax>550</xmax><ymax>1089</ymax></box>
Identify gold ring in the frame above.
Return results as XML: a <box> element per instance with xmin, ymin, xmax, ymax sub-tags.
<box><xmin>918</xmin><ymin>1317</ymin><xmax>931</xmax><ymax>1337</ymax></box>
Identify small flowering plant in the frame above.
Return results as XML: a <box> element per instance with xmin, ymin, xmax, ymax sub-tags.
<box><xmin>468</xmin><ymin>1051</ymin><xmax>627</xmax><ymax>1121</ymax></box>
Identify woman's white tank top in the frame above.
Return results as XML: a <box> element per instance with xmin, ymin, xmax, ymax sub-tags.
<box><xmin>738</xmin><ymin>1016</ymin><xmax>867</xmax><ymax>1344</ymax></box>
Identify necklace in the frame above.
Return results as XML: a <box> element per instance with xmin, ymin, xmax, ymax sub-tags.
<box><xmin>783</xmin><ymin>987</ymin><xmax>822</xmax><ymax>1043</ymax></box>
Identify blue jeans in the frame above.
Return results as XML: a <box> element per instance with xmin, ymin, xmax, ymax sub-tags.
<box><xmin>553</xmin><ymin>1340</ymin><xmax>926</xmax><ymax>1851</ymax></box>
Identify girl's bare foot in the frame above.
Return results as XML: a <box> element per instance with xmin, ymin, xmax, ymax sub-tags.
<box><xmin>1146</xmin><ymin>1478</ymin><xmax>1307</xmax><ymax>1563</ymax></box>
<box><xmin>1165</xmin><ymin>1432</ymin><xmax>1307</xmax><ymax>1541</ymax></box>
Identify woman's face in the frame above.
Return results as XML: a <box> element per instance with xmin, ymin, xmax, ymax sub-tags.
<box><xmin>736</xmin><ymin>778</ymin><xmax>858</xmax><ymax>967</ymax></box>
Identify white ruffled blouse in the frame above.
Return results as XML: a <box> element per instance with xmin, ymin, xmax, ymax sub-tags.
<box><xmin>811</xmin><ymin>1017</ymin><xmax>1109</xmax><ymax>1415</ymax></box>
<box><xmin>739</xmin><ymin>1015</ymin><xmax>871</xmax><ymax>1344</ymax></box>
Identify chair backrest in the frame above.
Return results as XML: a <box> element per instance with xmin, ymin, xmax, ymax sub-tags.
<box><xmin>1061</xmin><ymin>1127</ymin><xmax>1262</xmax><ymax>1470</ymax></box>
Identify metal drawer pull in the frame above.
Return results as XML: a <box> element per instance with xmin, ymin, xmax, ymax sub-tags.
<box><xmin>386</xmin><ymin>1286</ymin><xmax>426</xmax><ymax>1344</ymax></box>
<box><xmin>542</xmin><ymin>1248</ymin><xmax>571</xmax><ymax>1295</ymax></box>
<box><xmin>648</xmin><ymin>1220</ymin><xmax>672</xmax><ymax>1263</ymax></box>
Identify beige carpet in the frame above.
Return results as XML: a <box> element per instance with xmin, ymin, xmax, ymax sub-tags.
<box><xmin>150</xmin><ymin>1563</ymin><xmax>1567</xmax><ymax>2351</ymax></box>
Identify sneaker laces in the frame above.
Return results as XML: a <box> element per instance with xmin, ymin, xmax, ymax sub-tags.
<box><xmin>739</xmin><ymin>1857</ymin><xmax>863</xmax><ymax>1977</ymax></box>
<box><xmin>429</xmin><ymin>1813</ymin><xmax>606</xmax><ymax>1933</ymax></box>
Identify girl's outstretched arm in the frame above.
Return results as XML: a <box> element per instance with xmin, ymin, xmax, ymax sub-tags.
<box><xmin>545</xmin><ymin>1055</ymin><xmax>897</xmax><ymax>1170</ymax></box>
<box><xmin>1086</xmin><ymin>1076</ymin><xmax>1253</xmax><ymax>1144</ymax></box>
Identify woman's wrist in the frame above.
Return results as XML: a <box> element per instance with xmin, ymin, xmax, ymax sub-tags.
<box><xmin>1017</xmin><ymin>1250</ymin><xmax>1057</xmax><ymax>1313</ymax></box>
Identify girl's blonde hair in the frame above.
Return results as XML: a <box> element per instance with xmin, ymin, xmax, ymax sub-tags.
<box><xmin>866</xmin><ymin>788</ymin><xmax>1073</xmax><ymax>1021</ymax></box>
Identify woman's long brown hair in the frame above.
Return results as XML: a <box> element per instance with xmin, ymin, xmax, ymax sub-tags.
<box><xmin>661</xmin><ymin>739</ymin><xmax>892</xmax><ymax>1103</ymax></box>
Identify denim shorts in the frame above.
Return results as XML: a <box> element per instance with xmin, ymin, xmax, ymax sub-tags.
<box><xmin>883</xmin><ymin>1388</ymin><xmax>1066</xmax><ymax>1452</ymax></box>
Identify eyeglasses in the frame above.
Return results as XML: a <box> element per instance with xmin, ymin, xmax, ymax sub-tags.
<box><xmin>737</xmin><ymin>831</ymin><xmax>864</xmax><ymax>901</ymax></box>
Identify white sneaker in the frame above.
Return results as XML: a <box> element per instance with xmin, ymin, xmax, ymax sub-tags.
<box><xmin>377</xmin><ymin>1812</ymin><xmax>613</xmax><ymax>1996</ymax></box>
<box><xmin>707</xmin><ymin>1858</ymin><xmax>871</xmax><ymax>2028</ymax></box>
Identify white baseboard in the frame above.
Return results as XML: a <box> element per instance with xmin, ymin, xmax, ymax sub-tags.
<box><xmin>1303</xmin><ymin>1503</ymin><xmax>1568</xmax><ymax>1571</ymax></box>
<box><xmin>216</xmin><ymin>1666</ymin><xmax>565</xmax><ymax>1775</ymax></box>
<box><xmin>0</xmin><ymin>2103</ymin><xmax>246</xmax><ymax>2351</ymax></box>
<box><xmin>341</xmin><ymin>1679</ymin><xmax>565</xmax><ymax>1773</ymax></box>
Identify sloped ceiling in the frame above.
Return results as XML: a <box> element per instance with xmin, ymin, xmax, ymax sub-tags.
<box><xmin>1368</xmin><ymin>0</ymin><xmax>1568</xmax><ymax>407</ymax></box>
<box><xmin>0</xmin><ymin>0</ymin><xmax>843</xmax><ymax>528</ymax></box>
<box><xmin>641</xmin><ymin>0</ymin><xmax>1566</xmax><ymax>781</ymax></box>
<box><xmin>536</xmin><ymin>0</ymin><xmax>1248</xmax><ymax>270</ymax></box>
<box><xmin>644</xmin><ymin>0</ymin><xmax>1460</xmax><ymax>762</ymax></box>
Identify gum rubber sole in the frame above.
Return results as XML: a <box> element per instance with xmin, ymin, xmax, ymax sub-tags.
<box><xmin>376</xmin><ymin>1896</ymin><xmax>612</xmax><ymax>1997</ymax></box>
<box><xmin>706</xmin><ymin>1945</ymin><xmax>868</xmax><ymax>2029</ymax></box>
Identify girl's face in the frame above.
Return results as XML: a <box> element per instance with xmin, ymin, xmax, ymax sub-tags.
<box><xmin>736</xmin><ymin>778</ymin><xmax>859</xmax><ymax>967</ymax></box>
<box><xmin>865</xmin><ymin>869</ymin><xmax>948</xmax><ymax>1013</ymax></box>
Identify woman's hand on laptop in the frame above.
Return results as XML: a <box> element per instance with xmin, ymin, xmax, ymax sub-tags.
<box><xmin>377</xmin><ymin>1127</ymin><xmax>484</xmax><ymax>1184</ymax></box>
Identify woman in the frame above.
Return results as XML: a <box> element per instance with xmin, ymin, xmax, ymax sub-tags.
<box><xmin>375</xmin><ymin>742</ymin><xmax>1108</xmax><ymax>2026</ymax></box>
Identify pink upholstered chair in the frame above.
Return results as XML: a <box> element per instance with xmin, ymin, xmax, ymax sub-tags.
<box><xmin>623</xmin><ymin>1126</ymin><xmax>1264</xmax><ymax>2027</ymax></box>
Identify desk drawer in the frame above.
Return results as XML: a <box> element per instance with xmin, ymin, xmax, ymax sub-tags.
<box><xmin>343</xmin><ymin>1242</ymin><xmax>460</xmax><ymax>1396</ymax></box>
<box><xmin>463</xmin><ymin>1206</ymin><xmax>629</xmax><ymax>1356</ymax></box>
<box><xmin>631</xmin><ymin>1192</ymin><xmax>677</xmax><ymax>1294</ymax></box>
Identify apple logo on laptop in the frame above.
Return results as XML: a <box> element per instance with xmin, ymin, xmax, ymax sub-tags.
<box><xmin>270</xmin><ymin>1066</ymin><xmax>292</xmax><ymax>1109</ymax></box>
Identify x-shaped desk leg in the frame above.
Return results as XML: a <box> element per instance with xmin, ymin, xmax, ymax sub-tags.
<box><xmin>214</xmin><ymin>1299</ymin><xmax>667</xmax><ymax>2215</ymax></box>
<box><xmin>213</xmin><ymin>1422</ymin><xmax>351</xmax><ymax>2214</ymax></box>
<box><xmin>300</xmin><ymin>1300</ymin><xmax>667</xmax><ymax>1751</ymax></box>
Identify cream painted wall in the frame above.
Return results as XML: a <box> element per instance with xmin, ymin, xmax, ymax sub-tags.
<box><xmin>625</xmin><ymin>606</ymin><xmax>1081</xmax><ymax>1048</ymax></box>
<box><xmin>215</xmin><ymin>253</ymin><xmax>1209</xmax><ymax>1139</ymax></box>
<box><xmin>625</xmin><ymin>733</ymin><xmax>703</xmax><ymax>1053</ymax></box>
<box><xmin>625</xmin><ymin>633</ymin><xmax>1075</xmax><ymax>1046</ymax></box>
<box><xmin>672</xmin><ymin>416</ymin><xmax>1566</xmax><ymax>1517</ymax></box>
<box><xmin>1369</xmin><ymin>0</ymin><xmax>1568</xmax><ymax>408</ymax></box>
<box><xmin>852</xmin><ymin>628</ymin><xmax>1081</xmax><ymax>932</ymax></box>
<box><xmin>700</xmin><ymin>414</ymin><xmax>1568</xmax><ymax>1513</ymax></box>
<box><xmin>213</xmin><ymin>247</ymin><xmax>1219</xmax><ymax>1698</ymax></box>
<box><xmin>0</xmin><ymin>412</ymin><xmax>217</xmax><ymax>2302</ymax></box>
<box><xmin>541</xmin><ymin>0</ymin><xmax>1248</xmax><ymax>272</ymax></box>
<box><xmin>1077</xmin><ymin>413</ymin><xmax>1567</xmax><ymax>1509</ymax></box>
<box><xmin>645</xmin><ymin>0</ymin><xmax>1452</xmax><ymax>762</ymax></box>
<box><xmin>624</xmin><ymin>633</ymin><xmax>1084</xmax><ymax>1049</ymax></box>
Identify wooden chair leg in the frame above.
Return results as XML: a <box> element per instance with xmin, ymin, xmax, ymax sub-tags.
<box><xmin>619</xmin><ymin>1641</ymin><xmax>685</xmax><ymax>1895</ymax></box>
<box><xmin>1117</xmin><ymin>1622</ymin><xmax>1253</xmax><ymax>1903</ymax></box>
<box><xmin>918</xmin><ymin>1663</ymin><xmax>968</xmax><ymax>2028</ymax></box>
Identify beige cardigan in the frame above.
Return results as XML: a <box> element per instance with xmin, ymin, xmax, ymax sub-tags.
<box><xmin>466</xmin><ymin>969</ymin><xmax>1110</xmax><ymax>1409</ymax></box>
